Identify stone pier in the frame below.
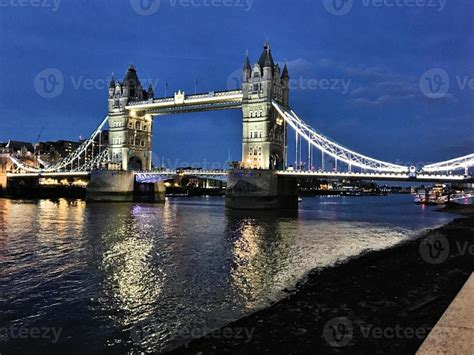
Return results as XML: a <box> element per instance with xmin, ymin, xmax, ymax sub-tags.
<box><xmin>0</xmin><ymin>173</ymin><xmax>6</xmax><ymax>195</ymax></box>
<box><xmin>86</xmin><ymin>170</ymin><xmax>165</xmax><ymax>203</ymax></box>
<box><xmin>0</xmin><ymin>154</ymin><xmax>9</xmax><ymax>193</ymax></box>
<box><xmin>225</xmin><ymin>169</ymin><xmax>298</xmax><ymax>210</ymax></box>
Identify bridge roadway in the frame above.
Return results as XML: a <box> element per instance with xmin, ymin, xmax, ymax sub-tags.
<box><xmin>126</xmin><ymin>90</ymin><xmax>243</xmax><ymax>115</ymax></box>
<box><xmin>7</xmin><ymin>169</ymin><xmax>473</xmax><ymax>183</ymax></box>
<box><xmin>277</xmin><ymin>170</ymin><xmax>473</xmax><ymax>182</ymax></box>
<box><xmin>135</xmin><ymin>170</ymin><xmax>473</xmax><ymax>183</ymax></box>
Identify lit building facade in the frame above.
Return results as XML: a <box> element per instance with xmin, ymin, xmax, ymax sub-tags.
<box><xmin>241</xmin><ymin>42</ymin><xmax>290</xmax><ymax>170</ymax></box>
<box><xmin>107</xmin><ymin>65</ymin><xmax>154</xmax><ymax>171</ymax></box>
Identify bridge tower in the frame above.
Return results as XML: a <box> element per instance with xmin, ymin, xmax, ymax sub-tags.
<box><xmin>241</xmin><ymin>41</ymin><xmax>290</xmax><ymax>170</ymax></box>
<box><xmin>107</xmin><ymin>65</ymin><xmax>153</xmax><ymax>171</ymax></box>
<box><xmin>226</xmin><ymin>42</ymin><xmax>296</xmax><ymax>210</ymax></box>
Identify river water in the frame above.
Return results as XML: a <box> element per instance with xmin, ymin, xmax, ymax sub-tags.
<box><xmin>0</xmin><ymin>195</ymin><xmax>457</xmax><ymax>353</ymax></box>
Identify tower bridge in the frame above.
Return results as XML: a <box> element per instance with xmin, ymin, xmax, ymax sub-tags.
<box><xmin>4</xmin><ymin>42</ymin><xmax>474</xmax><ymax>208</ymax></box>
<box><xmin>8</xmin><ymin>168</ymin><xmax>471</xmax><ymax>184</ymax></box>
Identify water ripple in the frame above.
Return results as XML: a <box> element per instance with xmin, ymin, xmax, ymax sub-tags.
<box><xmin>0</xmin><ymin>196</ymin><xmax>455</xmax><ymax>353</ymax></box>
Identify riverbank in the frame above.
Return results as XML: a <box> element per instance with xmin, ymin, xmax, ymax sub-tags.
<box><xmin>168</xmin><ymin>208</ymin><xmax>474</xmax><ymax>354</ymax></box>
<box><xmin>440</xmin><ymin>202</ymin><xmax>474</xmax><ymax>217</ymax></box>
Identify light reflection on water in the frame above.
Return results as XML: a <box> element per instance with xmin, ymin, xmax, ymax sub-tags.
<box><xmin>0</xmin><ymin>195</ymin><xmax>457</xmax><ymax>353</ymax></box>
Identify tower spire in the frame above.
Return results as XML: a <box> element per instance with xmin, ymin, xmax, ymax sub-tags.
<box><xmin>281</xmin><ymin>63</ymin><xmax>289</xmax><ymax>79</ymax></box>
<box><xmin>243</xmin><ymin>50</ymin><xmax>251</xmax><ymax>71</ymax></box>
<box><xmin>258</xmin><ymin>40</ymin><xmax>274</xmax><ymax>68</ymax></box>
<box><xmin>147</xmin><ymin>83</ymin><xmax>154</xmax><ymax>98</ymax></box>
<box><xmin>109</xmin><ymin>73</ymin><xmax>116</xmax><ymax>88</ymax></box>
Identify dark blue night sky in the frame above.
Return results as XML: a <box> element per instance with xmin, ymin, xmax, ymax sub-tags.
<box><xmin>0</xmin><ymin>0</ymin><xmax>472</xmax><ymax>169</ymax></box>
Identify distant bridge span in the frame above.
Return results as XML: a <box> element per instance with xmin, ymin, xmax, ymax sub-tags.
<box><xmin>132</xmin><ymin>170</ymin><xmax>473</xmax><ymax>184</ymax></box>
<box><xmin>8</xmin><ymin>169</ymin><xmax>472</xmax><ymax>184</ymax></box>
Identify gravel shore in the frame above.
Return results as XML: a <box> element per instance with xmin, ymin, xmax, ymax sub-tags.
<box><xmin>168</xmin><ymin>208</ymin><xmax>474</xmax><ymax>354</ymax></box>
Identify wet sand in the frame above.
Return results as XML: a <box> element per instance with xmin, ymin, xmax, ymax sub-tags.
<box><xmin>168</xmin><ymin>207</ymin><xmax>474</xmax><ymax>354</ymax></box>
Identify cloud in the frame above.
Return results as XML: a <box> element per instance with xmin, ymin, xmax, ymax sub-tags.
<box><xmin>442</xmin><ymin>139</ymin><xmax>474</xmax><ymax>156</ymax></box>
<box><xmin>344</xmin><ymin>65</ymin><xmax>458</xmax><ymax>106</ymax></box>
<box><xmin>278</xmin><ymin>58</ymin><xmax>313</xmax><ymax>74</ymax></box>
<box><xmin>347</xmin><ymin>94</ymin><xmax>417</xmax><ymax>106</ymax></box>
<box><xmin>318</xmin><ymin>58</ymin><xmax>334</xmax><ymax>67</ymax></box>
<box><xmin>349</xmin><ymin>86</ymin><xmax>368</xmax><ymax>97</ymax></box>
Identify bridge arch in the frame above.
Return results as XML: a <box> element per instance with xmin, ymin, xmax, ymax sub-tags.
<box><xmin>129</xmin><ymin>157</ymin><xmax>143</xmax><ymax>171</ymax></box>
